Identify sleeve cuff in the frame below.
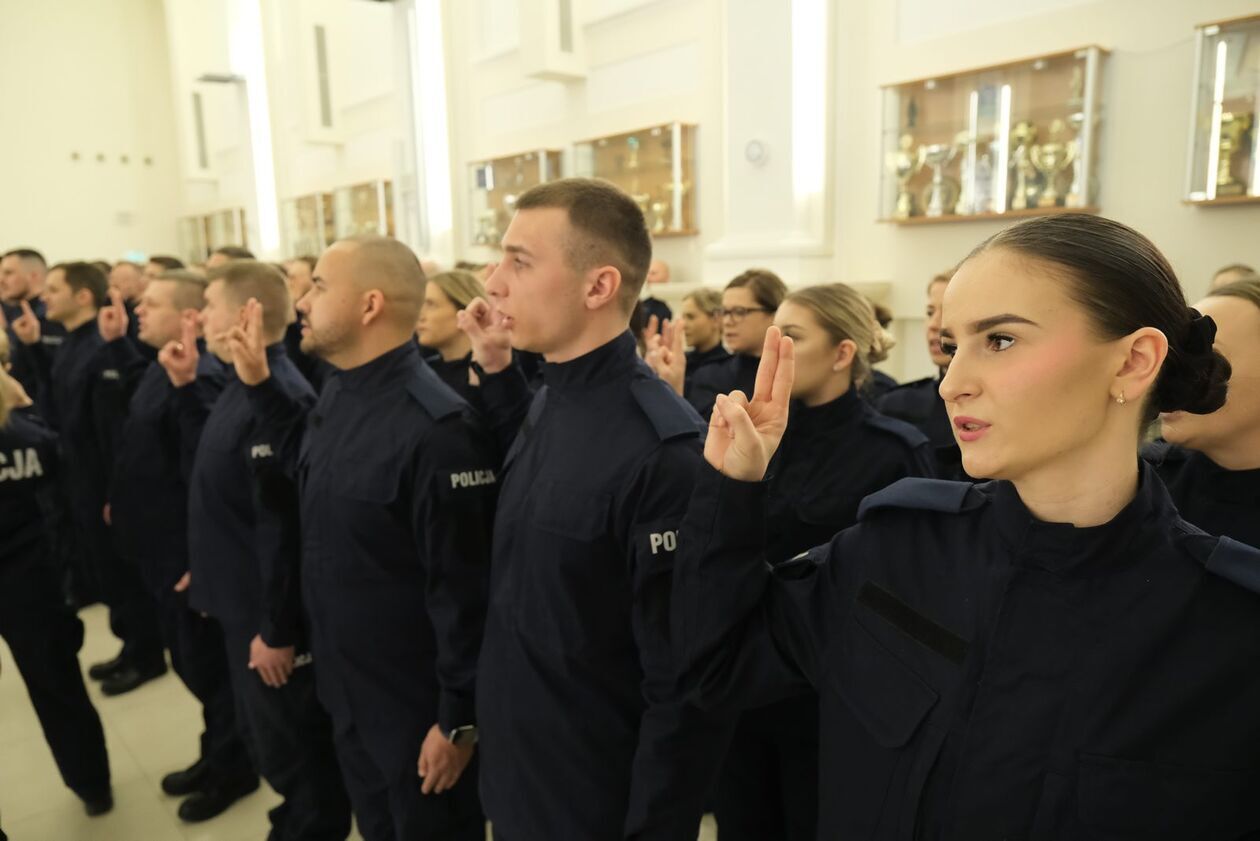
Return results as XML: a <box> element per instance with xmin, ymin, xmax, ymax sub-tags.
<box><xmin>438</xmin><ymin>691</ymin><xmax>477</xmax><ymax>734</ymax></box>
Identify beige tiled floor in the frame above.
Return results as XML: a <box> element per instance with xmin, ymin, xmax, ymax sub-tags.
<box><xmin>0</xmin><ymin>605</ymin><xmax>718</xmax><ymax>841</ymax></box>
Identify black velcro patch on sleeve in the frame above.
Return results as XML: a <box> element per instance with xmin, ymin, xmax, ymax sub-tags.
<box><xmin>857</xmin><ymin>581</ymin><xmax>969</xmax><ymax>665</ymax></box>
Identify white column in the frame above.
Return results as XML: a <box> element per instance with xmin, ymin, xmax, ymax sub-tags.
<box><xmin>703</xmin><ymin>0</ymin><xmax>834</xmax><ymax>285</ymax></box>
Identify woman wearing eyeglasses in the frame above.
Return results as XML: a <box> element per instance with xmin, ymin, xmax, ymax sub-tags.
<box><xmin>685</xmin><ymin>269</ymin><xmax>788</xmax><ymax>419</ymax></box>
<box><xmin>673</xmin><ymin>214</ymin><xmax>1260</xmax><ymax>839</ymax></box>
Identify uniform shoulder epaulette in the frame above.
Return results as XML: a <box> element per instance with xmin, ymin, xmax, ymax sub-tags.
<box><xmin>1204</xmin><ymin>536</ymin><xmax>1260</xmax><ymax>597</ymax></box>
<box><xmin>630</xmin><ymin>376</ymin><xmax>704</xmax><ymax>442</ymax></box>
<box><xmin>1140</xmin><ymin>440</ymin><xmax>1185</xmax><ymax>466</ymax></box>
<box><xmin>857</xmin><ymin>477</ymin><xmax>981</xmax><ymax>521</ymax></box>
<box><xmin>405</xmin><ymin>365</ymin><xmax>466</xmax><ymax>422</ymax></box>
<box><xmin>861</xmin><ymin>409</ymin><xmax>930</xmax><ymax>448</ymax></box>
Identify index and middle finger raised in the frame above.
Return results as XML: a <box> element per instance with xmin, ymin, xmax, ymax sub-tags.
<box><xmin>751</xmin><ymin>325</ymin><xmax>795</xmax><ymax>409</ymax></box>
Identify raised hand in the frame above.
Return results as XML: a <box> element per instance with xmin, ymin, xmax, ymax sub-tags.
<box><xmin>97</xmin><ymin>288</ymin><xmax>129</xmax><ymax>342</ymax></box>
<box><xmin>224</xmin><ymin>298</ymin><xmax>270</xmax><ymax>386</ymax></box>
<box><xmin>704</xmin><ymin>326</ymin><xmax>794</xmax><ymax>482</ymax></box>
<box><xmin>158</xmin><ymin>316</ymin><xmax>200</xmax><ymax>387</ymax></box>
<box><xmin>645</xmin><ymin>317</ymin><xmax>687</xmax><ymax>396</ymax></box>
<box><xmin>456</xmin><ymin>296</ymin><xmax>512</xmax><ymax>375</ymax></box>
<box><xmin>11</xmin><ymin>300</ymin><xmax>41</xmax><ymax>346</ymax></box>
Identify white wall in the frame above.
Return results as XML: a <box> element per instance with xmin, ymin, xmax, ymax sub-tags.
<box><xmin>835</xmin><ymin>0</ymin><xmax>1260</xmax><ymax>380</ymax></box>
<box><xmin>0</xmin><ymin>0</ymin><xmax>182</xmax><ymax>262</ymax></box>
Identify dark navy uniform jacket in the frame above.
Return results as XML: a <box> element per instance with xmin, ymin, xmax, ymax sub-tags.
<box><xmin>185</xmin><ymin>343</ymin><xmax>314</xmax><ymax>646</ymax></box>
<box><xmin>862</xmin><ymin>369</ymin><xmax>898</xmax><ymax>401</ymax></box>
<box><xmin>1145</xmin><ymin>441</ymin><xmax>1260</xmax><ymax>548</ymax></box>
<box><xmin>97</xmin><ymin>337</ymin><xmax>226</xmax><ymax>594</ymax></box>
<box><xmin>685</xmin><ymin>351</ymin><xmax>759</xmax><ymax>420</ymax></box>
<box><xmin>282</xmin><ymin>317</ymin><xmax>328</xmax><ymax>392</ymax></box>
<box><xmin>246</xmin><ymin>341</ymin><xmax>496</xmax><ymax>776</ymax></box>
<box><xmin>476</xmin><ymin>331</ymin><xmax>729</xmax><ymax>841</ymax></box>
<box><xmin>676</xmin><ymin>462</ymin><xmax>1260</xmax><ymax>839</ymax></box>
<box><xmin>0</xmin><ymin>407</ymin><xmax>58</xmax><ymax>564</ymax></box>
<box><xmin>877</xmin><ymin>374</ymin><xmax>967</xmax><ymax>480</ymax></box>
<box><xmin>683</xmin><ymin>343</ymin><xmax>729</xmax><ymax>380</ymax></box>
<box><xmin>422</xmin><ymin>349</ymin><xmax>483</xmax><ymax>411</ymax></box>
<box><xmin>4</xmin><ymin>298</ymin><xmax>66</xmax><ymax>399</ymax></box>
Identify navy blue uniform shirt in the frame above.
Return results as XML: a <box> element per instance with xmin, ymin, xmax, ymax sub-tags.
<box><xmin>1145</xmin><ymin>441</ymin><xmax>1260</xmax><ymax>549</ymax></box>
<box><xmin>247</xmin><ymin>341</ymin><xmax>496</xmax><ymax>775</ymax></box>
<box><xmin>3</xmin><ymin>298</ymin><xmax>66</xmax><ymax>400</ymax></box>
<box><xmin>685</xmin><ymin>351</ymin><xmax>759</xmax><ymax>420</ymax></box>
<box><xmin>675</xmin><ymin>462</ymin><xmax>1260</xmax><ymax>839</ymax></box>
<box><xmin>877</xmin><ymin>373</ymin><xmax>967</xmax><ymax>480</ymax></box>
<box><xmin>476</xmin><ymin>331</ymin><xmax>729</xmax><ymax>841</ymax></box>
<box><xmin>186</xmin><ymin>343</ymin><xmax>314</xmax><ymax>645</ymax></box>
<box><xmin>98</xmin><ymin>337</ymin><xmax>226</xmax><ymax>593</ymax></box>
<box><xmin>0</xmin><ymin>406</ymin><xmax>58</xmax><ymax>563</ymax></box>
<box><xmin>683</xmin><ymin>343</ymin><xmax>730</xmax><ymax>380</ymax></box>
<box><xmin>422</xmin><ymin>349</ymin><xmax>484</xmax><ymax>412</ymax></box>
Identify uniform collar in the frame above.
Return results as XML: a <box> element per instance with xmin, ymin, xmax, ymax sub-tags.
<box><xmin>541</xmin><ymin>331</ymin><xmax>638</xmax><ymax>391</ymax></box>
<box><xmin>329</xmin><ymin>340</ymin><xmax>417</xmax><ymax>392</ymax></box>
<box><xmin>989</xmin><ymin>460</ymin><xmax>1171</xmax><ymax>575</ymax></box>
<box><xmin>1185</xmin><ymin>449</ymin><xmax>1260</xmax><ymax>500</ymax></box>
<box><xmin>791</xmin><ymin>387</ymin><xmax>862</xmax><ymax>435</ymax></box>
<box><xmin>66</xmin><ymin>319</ymin><xmax>98</xmax><ymax>340</ymax></box>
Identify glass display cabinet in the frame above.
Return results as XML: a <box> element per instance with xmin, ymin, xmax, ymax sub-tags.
<box><xmin>177</xmin><ymin>216</ymin><xmax>208</xmax><ymax>265</ymax></box>
<box><xmin>574</xmin><ymin>122</ymin><xmax>697</xmax><ymax>236</ymax></box>
<box><xmin>879</xmin><ymin>47</ymin><xmax>1106</xmax><ymax>224</ymax></box>
<box><xmin>282</xmin><ymin>193</ymin><xmax>336</xmax><ymax>256</ymax></box>
<box><xmin>333</xmin><ymin>180</ymin><xmax>396</xmax><ymax>238</ymax></box>
<box><xmin>468</xmin><ymin>150</ymin><xmax>562</xmax><ymax>247</ymax></box>
<box><xmin>1185</xmin><ymin>14</ymin><xmax>1260</xmax><ymax>205</ymax></box>
<box><xmin>205</xmin><ymin>208</ymin><xmax>247</xmax><ymax>250</ymax></box>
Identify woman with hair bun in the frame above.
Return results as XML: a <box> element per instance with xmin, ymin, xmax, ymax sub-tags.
<box><xmin>673</xmin><ymin>214</ymin><xmax>1260</xmax><ymax>838</ymax></box>
<box><xmin>1146</xmin><ymin>278</ymin><xmax>1260</xmax><ymax>547</ymax></box>
<box><xmin>712</xmin><ymin>282</ymin><xmax>934</xmax><ymax>841</ymax></box>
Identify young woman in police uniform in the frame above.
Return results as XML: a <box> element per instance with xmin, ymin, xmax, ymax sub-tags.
<box><xmin>674</xmin><ymin>213</ymin><xmax>1260</xmax><ymax>839</ymax></box>
<box><xmin>713</xmin><ymin>283</ymin><xmax>934</xmax><ymax>841</ymax></box>
<box><xmin>1146</xmin><ymin>278</ymin><xmax>1260</xmax><ymax>548</ymax></box>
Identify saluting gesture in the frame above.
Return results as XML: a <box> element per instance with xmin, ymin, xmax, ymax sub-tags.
<box><xmin>10</xmin><ymin>300</ymin><xmax>41</xmax><ymax>346</ymax></box>
<box><xmin>224</xmin><ymin>298</ymin><xmax>270</xmax><ymax>387</ymax></box>
<box><xmin>97</xmin><ymin>288</ymin><xmax>129</xmax><ymax>342</ymax></box>
<box><xmin>644</xmin><ymin>316</ymin><xmax>687</xmax><ymax>397</ymax></box>
<box><xmin>158</xmin><ymin>314</ymin><xmax>201</xmax><ymax>387</ymax></box>
<box><xmin>705</xmin><ymin>326</ymin><xmax>794</xmax><ymax>482</ymax></box>
<box><xmin>456</xmin><ymin>296</ymin><xmax>513</xmax><ymax>375</ymax></box>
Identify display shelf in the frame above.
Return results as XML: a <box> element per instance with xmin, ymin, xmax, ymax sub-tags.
<box><xmin>1184</xmin><ymin>15</ymin><xmax>1260</xmax><ymax>204</ymax></box>
<box><xmin>574</xmin><ymin>122</ymin><xmax>698</xmax><ymax>236</ymax></box>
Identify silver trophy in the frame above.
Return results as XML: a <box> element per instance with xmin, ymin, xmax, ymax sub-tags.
<box><xmin>918</xmin><ymin>143</ymin><xmax>959</xmax><ymax>217</ymax></box>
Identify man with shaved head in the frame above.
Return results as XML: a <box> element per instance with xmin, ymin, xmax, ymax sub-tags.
<box><xmin>230</xmin><ymin>236</ymin><xmax>496</xmax><ymax>840</ymax></box>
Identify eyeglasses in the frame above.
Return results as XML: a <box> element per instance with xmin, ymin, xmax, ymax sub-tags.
<box><xmin>717</xmin><ymin>306</ymin><xmax>771</xmax><ymax>322</ymax></box>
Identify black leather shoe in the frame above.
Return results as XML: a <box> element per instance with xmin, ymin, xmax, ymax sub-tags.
<box><xmin>87</xmin><ymin>653</ymin><xmax>127</xmax><ymax>681</ymax></box>
<box><xmin>161</xmin><ymin>758</ymin><xmax>211</xmax><ymax>796</ymax></box>
<box><xmin>82</xmin><ymin>790</ymin><xmax>114</xmax><ymax>817</ymax></box>
<box><xmin>100</xmin><ymin>661</ymin><xmax>168</xmax><ymax>696</ymax></box>
<box><xmin>177</xmin><ymin>774</ymin><xmax>260</xmax><ymax>823</ymax></box>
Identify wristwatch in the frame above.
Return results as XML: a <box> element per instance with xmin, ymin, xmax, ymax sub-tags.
<box><xmin>447</xmin><ymin>725</ymin><xmax>479</xmax><ymax>746</ymax></box>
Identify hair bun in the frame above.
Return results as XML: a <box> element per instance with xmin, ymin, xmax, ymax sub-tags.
<box><xmin>1154</xmin><ymin>311</ymin><xmax>1231</xmax><ymax>414</ymax></box>
<box><xmin>868</xmin><ymin>325</ymin><xmax>895</xmax><ymax>364</ymax></box>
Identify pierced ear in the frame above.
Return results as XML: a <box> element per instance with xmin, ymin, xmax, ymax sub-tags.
<box><xmin>585</xmin><ymin>266</ymin><xmax>622</xmax><ymax>311</ymax></box>
<box><xmin>1113</xmin><ymin>326</ymin><xmax>1167</xmax><ymax>403</ymax></box>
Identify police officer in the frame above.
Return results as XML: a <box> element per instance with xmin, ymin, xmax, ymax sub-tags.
<box><xmin>678</xmin><ymin>289</ymin><xmax>729</xmax><ymax>378</ymax></box>
<box><xmin>1146</xmin><ymin>278</ymin><xmax>1260</xmax><ymax>547</ymax></box>
<box><xmin>94</xmin><ymin>274</ymin><xmax>257</xmax><ymax>821</ymax></box>
<box><xmin>229</xmin><ymin>236</ymin><xmax>495</xmax><ymax>841</ymax></box>
<box><xmin>674</xmin><ymin>214</ymin><xmax>1260</xmax><ymax>838</ymax></box>
<box><xmin>0</xmin><ymin>339</ymin><xmax>113</xmax><ymax>817</ymax></box>
<box><xmin>673</xmin><ymin>269</ymin><xmax>786</xmax><ymax>419</ymax></box>
<box><xmin>0</xmin><ymin>248</ymin><xmax>64</xmax><ymax>410</ymax></box>
<box><xmin>416</xmin><ymin>269</ymin><xmax>486</xmax><ymax>407</ymax></box>
<box><xmin>162</xmin><ymin>260</ymin><xmax>351</xmax><ymax>841</ymax></box>
<box><xmin>10</xmin><ymin>261</ymin><xmax>167</xmax><ymax>694</ymax></box>
<box><xmin>876</xmin><ymin>270</ymin><xmax>966</xmax><ymax>478</ymax></box>
<box><xmin>458</xmin><ymin>178</ymin><xmax>729</xmax><ymax>840</ymax></box>
<box><xmin>712</xmin><ymin>284</ymin><xmax>934</xmax><ymax>841</ymax></box>
<box><xmin>281</xmin><ymin>255</ymin><xmax>327</xmax><ymax>390</ymax></box>
<box><xmin>107</xmin><ymin>260</ymin><xmax>155</xmax><ymax>359</ymax></box>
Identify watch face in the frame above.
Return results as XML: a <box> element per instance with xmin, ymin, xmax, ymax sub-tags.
<box><xmin>450</xmin><ymin>726</ymin><xmax>479</xmax><ymax>746</ymax></box>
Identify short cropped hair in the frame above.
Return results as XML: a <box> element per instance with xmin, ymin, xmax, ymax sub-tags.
<box><xmin>149</xmin><ymin>255</ymin><xmax>185</xmax><ymax>270</ymax></box>
<box><xmin>515</xmin><ymin>177</ymin><xmax>652</xmax><ymax>314</ymax></box>
<box><xmin>2</xmin><ymin>248</ymin><xmax>47</xmax><ymax>269</ymax></box>
<box><xmin>288</xmin><ymin>254</ymin><xmax>317</xmax><ymax>273</ymax></box>
<box><xmin>209</xmin><ymin>260</ymin><xmax>293</xmax><ymax>337</ymax></box>
<box><xmin>154</xmin><ymin>269</ymin><xmax>210</xmax><ymax>310</ymax></box>
<box><xmin>212</xmin><ymin>245</ymin><xmax>255</xmax><ymax>261</ymax></box>
<box><xmin>52</xmin><ymin>261</ymin><xmax>109</xmax><ymax>308</ymax></box>
<box><xmin>339</xmin><ymin>236</ymin><xmax>427</xmax><ymax>327</ymax></box>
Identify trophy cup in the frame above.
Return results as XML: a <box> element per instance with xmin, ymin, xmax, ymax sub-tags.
<box><xmin>473</xmin><ymin>209</ymin><xmax>498</xmax><ymax>245</ymax></box>
<box><xmin>1030</xmin><ymin>119</ymin><xmax>1076</xmax><ymax>208</ymax></box>
<box><xmin>1216</xmin><ymin>112</ymin><xmax>1255</xmax><ymax>197</ymax></box>
<box><xmin>918</xmin><ymin>142</ymin><xmax>959</xmax><ymax>217</ymax></box>
<box><xmin>954</xmin><ymin>130</ymin><xmax>977</xmax><ymax>215</ymax></box>
<box><xmin>886</xmin><ymin>133</ymin><xmax>922</xmax><ymax>219</ymax></box>
<box><xmin>1065</xmin><ymin>112</ymin><xmax>1087</xmax><ymax>207</ymax></box>
<box><xmin>650</xmin><ymin>200</ymin><xmax>668</xmax><ymax>234</ymax></box>
<box><xmin>1009</xmin><ymin>121</ymin><xmax>1039</xmax><ymax>211</ymax></box>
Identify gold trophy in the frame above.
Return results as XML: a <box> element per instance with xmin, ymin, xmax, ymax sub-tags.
<box><xmin>1065</xmin><ymin>112</ymin><xmax>1087</xmax><ymax>207</ymax></box>
<box><xmin>1009</xmin><ymin>121</ymin><xmax>1039</xmax><ymax>211</ymax></box>
<box><xmin>886</xmin><ymin>133</ymin><xmax>922</xmax><ymax>219</ymax></box>
<box><xmin>1216</xmin><ymin>112</ymin><xmax>1254</xmax><ymax>197</ymax></box>
<box><xmin>1030</xmin><ymin>119</ymin><xmax>1076</xmax><ymax>208</ymax></box>
<box><xmin>650</xmin><ymin>200</ymin><xmax>668</xmax><ymax>234</ymax></box>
